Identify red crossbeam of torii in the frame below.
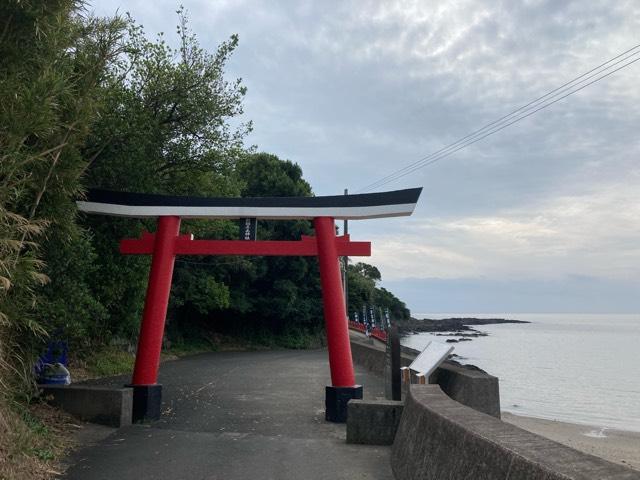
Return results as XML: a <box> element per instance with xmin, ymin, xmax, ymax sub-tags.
<box><xmin>77</xmin><ymin>187</ymin><xmax>422</xmax><ymax>422</ymax></box>
<box><xmin>121</xmin><ymin>232</ymin><xmax>371</xmax><ymax>257</ymax></box>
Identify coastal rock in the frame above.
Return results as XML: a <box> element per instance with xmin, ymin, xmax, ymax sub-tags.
<box><xmin>397</xmin><ymin>317</ymin><xmax>529</xmax><ymax>335</ymax></box>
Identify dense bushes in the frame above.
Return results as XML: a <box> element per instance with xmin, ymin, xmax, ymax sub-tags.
<box><xmin>0</xmin><ymin>2</ymin><xmax>125</xmax><ymax>475</ymax></box>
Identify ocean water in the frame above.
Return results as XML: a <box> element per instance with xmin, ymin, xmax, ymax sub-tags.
<box><xmin>401</xmin><ymin>313</ymin><xmax>640</xmax><ymax>432</ymax></box>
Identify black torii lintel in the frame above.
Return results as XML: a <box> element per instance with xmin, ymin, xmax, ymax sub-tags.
<box><xmin>76</xmin><ymin>187</ymin><xmax>422</xmax><ymax>220</ymax></box>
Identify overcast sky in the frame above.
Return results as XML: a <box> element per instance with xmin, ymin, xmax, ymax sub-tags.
<box><xmin>94</xmin><ymin>1</ymin><xmax>640</xmax><ymax>314</ymax></box>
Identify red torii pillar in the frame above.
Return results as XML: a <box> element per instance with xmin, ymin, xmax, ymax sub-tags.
<box><xmin>315</xmin><ymin>217</ymin><xmax>361</xmax><ymax>422</ymax></box>
<box><xmin>123</xmin><ymin>216</ymin><xmax>367</xmax><ymax>422</ymax></box>
<box><xmin>131</xmin><ymin>216</ymin><xmax>180</xmax><ymax>386</ymax></box>
<box><xmin>315</xmin><ymin>217</ymin><xmax>355</xmax><ymax>387</ymax></box>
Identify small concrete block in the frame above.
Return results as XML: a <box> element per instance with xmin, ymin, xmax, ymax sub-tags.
<box><xmin>39</xmin><ymin>385</ymin><xmax>133</xmax><ymax>427</ymax></box>
<box><xmin>347</xmin><ymin>399</ymin><xmax>404</xmax><ymax>445</ymax></box>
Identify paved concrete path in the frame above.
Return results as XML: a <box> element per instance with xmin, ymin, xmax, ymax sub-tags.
<box><xmin>63</xmin><ymin>349</ymin><xmax>393</xmax><ymax>480</ymax></box>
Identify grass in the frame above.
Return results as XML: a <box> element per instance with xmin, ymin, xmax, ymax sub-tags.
<box><xmin>69</xmin><ymin>340</ymin><xmax>219</xmax><ymax>381</ymax></box>
<box><xmin>165</xmin><ymin>338</ymin><xmax>219</xmax><ymax>356</ymax></box>
<box><xmin>239</xmin><ymin>329</ymin><xmax>326</xmax><ymax>350</ymax></box>
<box><xmin>0</xmin><ymin>398</ymin><xmax>77</xmax><ymax>480</ymax></box>
<box><xmin>84</xmin><ymin>347</ymin><xmax>135</xmax><ymax>377</ymax></box>
<box><xmin>20</xmin><ymin>407</ymin><xmax>56</xmax><ymax>462</ymax></box>
<box><xmin>164</xmin><ymin>329</ymin><xmax>325</xmax><ymax>356</ymax></box>
<box><xmin>63</xmin><ymin>328</ymin><xmax>327</xmax><ymax>383</ymax></box>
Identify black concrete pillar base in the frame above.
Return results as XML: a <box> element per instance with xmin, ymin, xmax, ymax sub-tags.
<box><xmin>325</xmin><ymin>385</ymin><xmax>363</xmax><ymax>423</ymax></box>
<box><xmin>126</xmin><ymin>384</ymin><xmax>162</xmax><ymax>422</ymax></box>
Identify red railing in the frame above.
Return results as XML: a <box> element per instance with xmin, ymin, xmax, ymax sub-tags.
<box><xmin>348</xmin><ymin>321</ymin><xmax>387</xmax><ymax>343</ymax></box>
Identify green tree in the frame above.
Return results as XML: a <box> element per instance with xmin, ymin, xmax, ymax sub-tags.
<box><xmin>80</xmin><ymin>9</ymin><xmax>250</xmax><ymax>343</ymax></box>
<box><xmin>0</xmin><ymin>1</ymin><xmax>124</xmax><ymax>475</ymax></box>
<box><xmin>0</xmin><ymin>0</ymin><xmax>125</xmax><ymax>376</ymax></box>
<box><xmin>234</xmin><ymin>153</ymin><xmax>322</xmax><ymax>334</ymax></box>
<box><xmin>347</xmin><ymin>262</ymin><xmax>410</xmax><ymax>322</ymax></box>
<box><xmin>179</xmin><ymin>153</ymin><xmax>323</xmax><ymax>341</ymax></box>
<box><xmin>171</xmin><ymin>153</ymin><xmax>410</xmax><ymax>340</ymax></box>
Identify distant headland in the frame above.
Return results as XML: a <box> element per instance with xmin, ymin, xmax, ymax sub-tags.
<box><xmin>397</xmin><ymin>317</ymin><xmax>530</xmax><ymax>336</ymax></box>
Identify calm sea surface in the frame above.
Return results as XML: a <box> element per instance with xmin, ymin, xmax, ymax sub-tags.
<box><xmin>401</xmin><ymin>313</ymin><xmax>640</xmax><ymax>432</ymax></box>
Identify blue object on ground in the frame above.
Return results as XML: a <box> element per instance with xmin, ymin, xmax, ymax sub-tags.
<box><xmin>35</xmin><ymin>339</ymin><xmax>70</xmax><ymax>384</ymax></box>
<box><xmin>39</xmin><ymin>363</ymin><xmax>71</xmax><ymax>385</ymax></box>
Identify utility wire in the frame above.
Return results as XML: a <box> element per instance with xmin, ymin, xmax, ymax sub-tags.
<box><xmin>358</xmin><ymin>44</ymin><xmax>640</xmax><ymax>193</ymax></box>
<box><xmin>364</xmin><ymin>55</ymin><xmax>640</xmax><ymax>191</ymax></box>
<box><xmin>362</xmin><ymin>47</ymin><xmax>640</xmax><ymax>192</ymax></box>
<box><xmin>360</xmin><ymin>46</ymin><xmax>640</xmax><ymax>192</ymax></box>
<box><xmin>360</xmin><ymin>47</ymin><xmax>640</xmax><ymax>192</ymax></box>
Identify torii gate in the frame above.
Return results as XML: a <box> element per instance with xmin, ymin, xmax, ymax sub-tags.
<box><xmin>78</xmin><ymin>187</ymin><xmax>422</xmax><ymax>422</ymax></box>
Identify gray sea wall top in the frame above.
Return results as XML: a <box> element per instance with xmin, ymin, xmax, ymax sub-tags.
<box><xmin>392</xmin><ymin>385</ymin><xmax>640</xmax><ymax>480</ymax></box>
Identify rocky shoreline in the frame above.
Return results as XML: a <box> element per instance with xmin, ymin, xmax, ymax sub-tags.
<box><xmin>397</xmin><ymin>317</ymin><xmax>530</xmax><ymax>339</ymax></box>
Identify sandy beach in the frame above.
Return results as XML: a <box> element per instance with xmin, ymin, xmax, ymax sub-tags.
<box><xmin>502</xmin><ymin>412</ymin><xmax>640</xmax><ymax>471</ymax></box>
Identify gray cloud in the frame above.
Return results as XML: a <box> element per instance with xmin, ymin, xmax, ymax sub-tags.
<box><xmin>92</xmin><ymin>0</ymin><xmax>640</xmax><ymax>312</ymax></box>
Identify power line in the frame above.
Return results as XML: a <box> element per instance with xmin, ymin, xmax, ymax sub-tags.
<box><xmin>360</xmin><ymin>47</ymin><xmax>640</xmax><ymax>192</ymax></box>
<box><xmin>358</xmin><ymin>44</ymin><xmax>640</xmax><ymax>193</ymax></box>
<box><xmin>360</xmin><ymin>45</ymin><xmax>640</xmax><ymax>192</ymax></box>
<box><xmin>366</xmin><ymin>55</ymin><xmax>640</xmax><ymax>190</ymax></box>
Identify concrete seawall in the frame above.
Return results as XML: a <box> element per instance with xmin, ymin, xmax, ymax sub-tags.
<box><xmin>350</xmin><ymin>335</ymin><xmax>500</xmax><ymax>418</ymax></box>
<box><xmin>392</xmin><ymin>385</ymin><xmax>640</xmax><ymax>480</ymax></box>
